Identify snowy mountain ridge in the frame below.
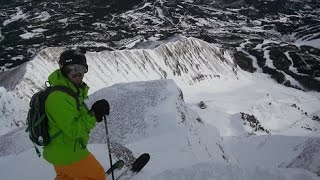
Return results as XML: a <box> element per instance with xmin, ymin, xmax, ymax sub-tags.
<box><xmin>0</xmin><ymin>37</ymin><xmax>243</xmax><ymax>100</ymax></box>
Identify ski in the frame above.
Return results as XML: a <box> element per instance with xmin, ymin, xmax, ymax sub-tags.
<box><xmin>106</xmin><ymin>160</ymin><xmax>125</xmax><ymax>174</ymax></box>
<box><xmin>116</xmin><ymin>153</ymin><xmax>150</xmax><ymax>180</ymax></box>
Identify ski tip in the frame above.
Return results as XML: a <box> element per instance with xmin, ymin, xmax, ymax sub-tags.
<box><xmin>131</xmin><ymin>153</ymin><xmax>150</xmax><ymax>173</ymax></box>
<box><xmin>141</xmin><ymin>153</ymin><xmax>150</xmax><ymax>160</ymax></box>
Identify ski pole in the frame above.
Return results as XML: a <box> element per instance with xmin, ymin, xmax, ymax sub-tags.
<box><xmin>103</xmin><ymin>115</ymin><xmax>115</xmax><ymax>180</ymax></box>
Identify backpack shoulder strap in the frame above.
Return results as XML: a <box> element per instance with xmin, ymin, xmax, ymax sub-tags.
<box><xmin>47</xmin><ymin>86</ymin><xmax>80</xmax><ymax>110</ymax></box>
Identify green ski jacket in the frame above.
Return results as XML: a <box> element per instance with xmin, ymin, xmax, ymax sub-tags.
<box><xmin>43</xmin><ymin>69</ymin><xmax>96</xmax><ymax>165</ymax></box>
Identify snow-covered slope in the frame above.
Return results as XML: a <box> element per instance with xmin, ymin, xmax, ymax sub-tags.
<box><xmin>0</xmin><ymin>79</ymin><xmax>232</xmax><ymax>165</ymax></box>
<box><xmin>89</xmin><ymin>79</ymin><xmax>232</xmax><ymax>172</ymax></box>
<box><xmin>150</xmin><ymin>161</ymin><xmax>318</xmax><ymax>180</ymax></box>
<box><xmin>285</xmin><ymin>138</ymin><xmax>320</xmax><ymax>176</ymax></box>
<box><xmin>0</xmin><ymin>37</ymin><xmax>242</xmax><ymax>100</ymax></box>
<box><xmin>0</xmin><ymin>79</ymin><xmax>233</xmax><ymax>179</ymax></box>
<box><xmin>182</xmin><ymin>73</ymin><xmax>320</xmax><ymax>176</ymax></box>
<box><xmin>0</xmin><ymin>87</ymin><xmax>27</xmax><ymax>136</ymax></box>
<box><xmin>1</xmin><ymin>76</ymin><xmax>320</xmax><ymax>179</ymax></box>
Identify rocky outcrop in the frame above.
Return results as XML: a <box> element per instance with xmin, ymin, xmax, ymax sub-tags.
<box><xmin>240</xmin><ymin>112</ymin><xmax>270</xmax><ymax>134</ymax></box>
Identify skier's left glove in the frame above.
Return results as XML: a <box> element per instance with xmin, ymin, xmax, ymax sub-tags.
<box><xmin>90</xmin><ymin>99</ymin><xmax>110</xmax><ymax>122</ymax></box>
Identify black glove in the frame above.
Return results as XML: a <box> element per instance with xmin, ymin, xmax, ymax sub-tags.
<box><xmin>91</xmin><ymin>99</ymin><xmax>110</xmax><ymax>122</ymax></box>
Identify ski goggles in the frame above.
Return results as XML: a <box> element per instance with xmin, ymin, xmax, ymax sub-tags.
<box><xmin>65</xmin><ymin>64</ymin><xmax>88</xmax><ymax>75</ymax></box>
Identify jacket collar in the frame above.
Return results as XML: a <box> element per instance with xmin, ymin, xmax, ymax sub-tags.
<box><xmin>48</xmin><ymin>69</ymin><xmax>89</xmax><ymax>99</ymax></box>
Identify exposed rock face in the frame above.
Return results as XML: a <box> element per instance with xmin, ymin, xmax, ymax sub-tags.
<box><xmin>240</xmin><ymin>112</ymin><xmax>270</xmax><ymax>134</ymax></box>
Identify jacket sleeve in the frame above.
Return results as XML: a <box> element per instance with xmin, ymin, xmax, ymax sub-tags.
<box><xmin>45</xmin><ymin>91</ymin><xmax>96</xmax><ymax>140</ymax></box>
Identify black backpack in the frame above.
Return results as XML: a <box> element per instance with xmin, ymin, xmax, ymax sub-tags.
<box><xmin>26</xmin><ymin>86</ymin><xmax>79</xmax><ymax>156</ymax></box>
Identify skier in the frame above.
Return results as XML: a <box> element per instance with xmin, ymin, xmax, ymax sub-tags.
<box><xmin>43</xmin><ymin>48</ymin><xmax>110</xmax><ymax>180</ymax></box>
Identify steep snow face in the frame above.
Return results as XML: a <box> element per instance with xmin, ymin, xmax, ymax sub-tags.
<box><xmin>88</xmin><ymin>79</ymin><xmax>232</xmax><ymax>168</ymax></box>
<box><xmin>0</xmin><ymin>127</ymin><xmax>31</xmax><ymax>157</ymax></box>
<box><xmin>0</xmin><ymin>87</ymin><xmax>28</xmax><ymax>136</ymax></box>
<box><xmin>0</xmin><ymin>37</ymin><xmax>243</xmax><ymax>100</ymax></box>
<box><xmin>285</xmin><ymin>138</ymin><xmax>320</xmax><ymax>176</ymax></box>
<box><xmin>0</xmin><ymin>80</ymin><xmax>232</xmax><ymax>168</ymax></box>
<box><xmin>149</xmin><ymin>161</ymin><xmax>318</xmax><ymax>180</ymax></box>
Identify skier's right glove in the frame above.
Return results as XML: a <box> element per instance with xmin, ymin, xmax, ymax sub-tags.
<box><xmin>90</xmin><ymin>99</ymin><xmax>110</xmax><ymax>122</ymax></box>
